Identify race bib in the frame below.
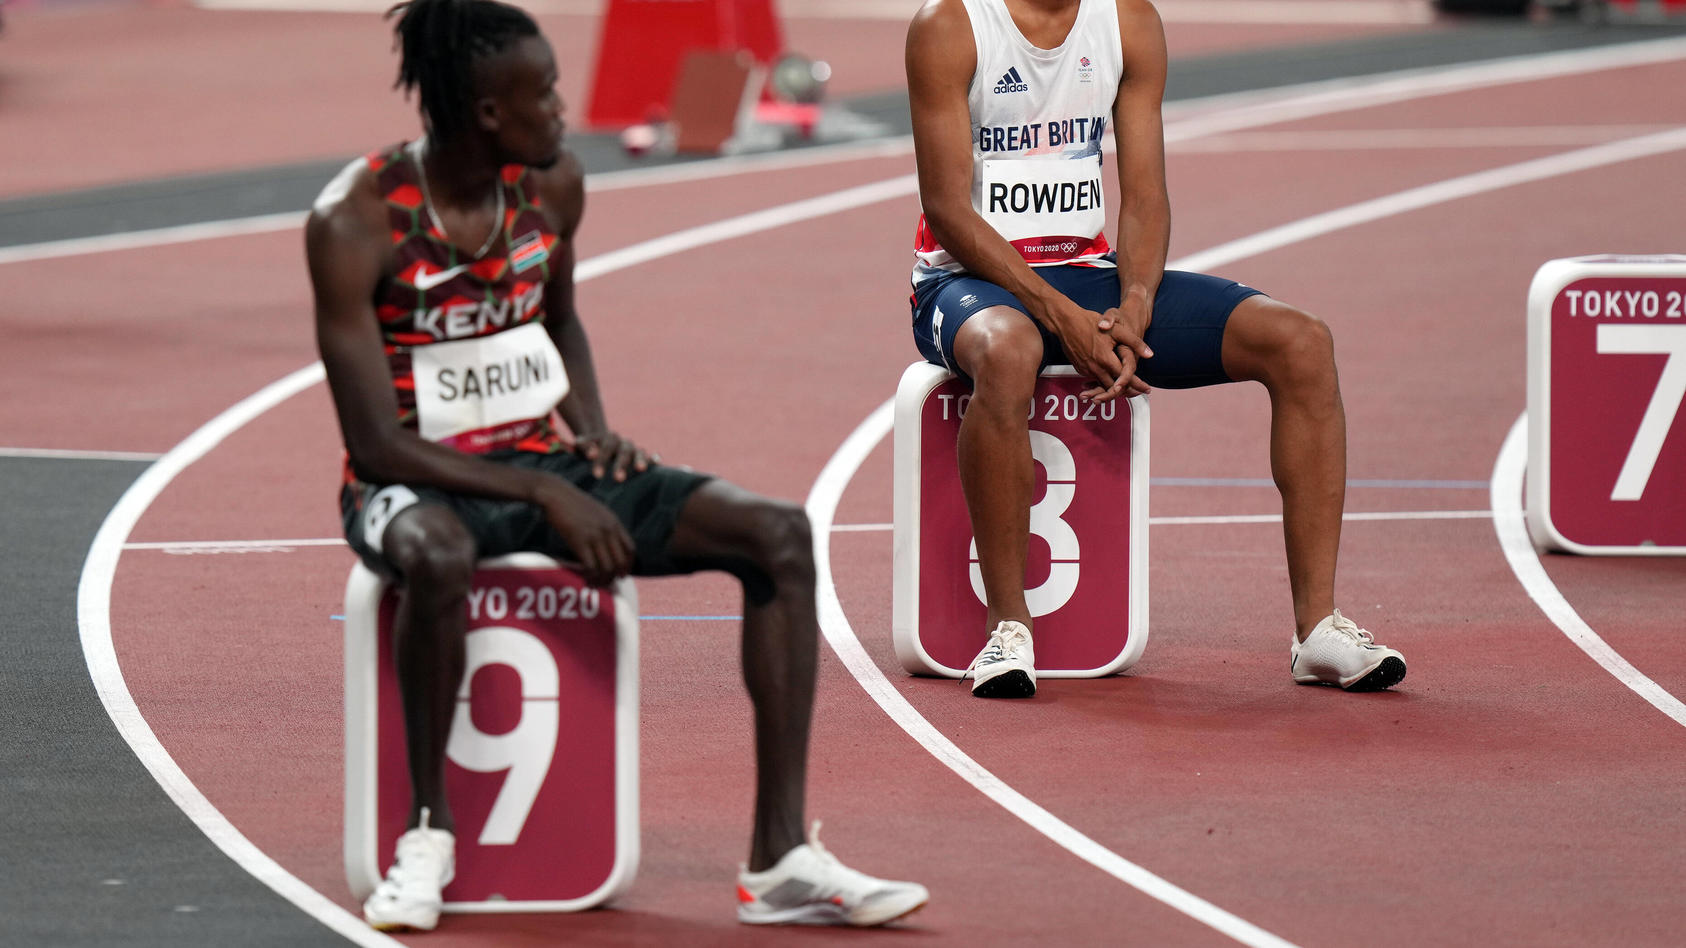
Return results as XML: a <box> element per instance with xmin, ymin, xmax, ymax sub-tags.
<box><xmin>980</xmin><ymin>154</ymin><xmax>1107</xmax><ymax>263</ymax></box>
<box><xmin>411</xmin><ymin>322</ymin><xmax>570</xmax><ymax>447</ymax></box>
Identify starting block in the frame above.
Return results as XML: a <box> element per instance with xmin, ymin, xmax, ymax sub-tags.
<box><xmin>892</xmin><ymin>363</ymin><xmax>1149</xmax><ymax>677</ymax></box>
<box><xmin>344</xmin><ymin>555</ymin><xmax>640</xmax><ymax>911</ymax></box>
<box><xmin>1527</xmin><ymin>256</ymin><xmax>1686</xmax><ymax>554</ymax></box>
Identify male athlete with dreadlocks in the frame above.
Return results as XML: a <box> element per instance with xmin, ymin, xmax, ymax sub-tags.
<box><xmin>306</xmin><ymin>0</ymin><xmax>927</xmax><ymax>932</ymax></box>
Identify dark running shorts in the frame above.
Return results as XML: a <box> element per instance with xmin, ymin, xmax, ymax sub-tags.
<box><xmin>910</xmin><ymin>259</ymin><xmax>1265</xmax><ymax>389</ymax></box>
<box><xmin>341</xmin><ymin>449</ymin><xmax>713</xmax><ymax>579</ymax></box>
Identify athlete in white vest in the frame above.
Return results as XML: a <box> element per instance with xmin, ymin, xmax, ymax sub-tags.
<box><xmin>906</xmin><ymin>0</ymin><xmax>1408</xmax><ymax>698</ymax></box>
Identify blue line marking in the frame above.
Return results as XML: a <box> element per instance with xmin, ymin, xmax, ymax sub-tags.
<box><xmin>1152</xmin><ymin>477</ymin><xmax>1488</xmax><ymax>489</ymax></box>
<box><xmin>329</xmin><ymin>615</ymin><xmax>345</xmax><ymax>621</ymax></box>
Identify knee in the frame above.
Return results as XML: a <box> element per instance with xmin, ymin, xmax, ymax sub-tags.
<box><xmin>746</xmin><ymin>500</ymin><xmax>816</xmax><ymax>595</ymax></box>
<box><xmin>388</xmin><ymin>519</ymin><xmax>476</xmax><ymax>605</ymax></box>
<box><xmin>957</xmin><ymin>314</ymin><xmax>1042</xmax><ymax>408</ymax></box>
<box><xmin>1237</xmin><ymin>303</ymin><xmax>1336</xmax><ymax>389</ymax></box>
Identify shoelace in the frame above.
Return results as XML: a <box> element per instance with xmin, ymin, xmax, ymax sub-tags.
<box><xmin>1325</xmin><ymin>609</ymin><xmax>1376</xmax><ymax>645</ymax></box>
<box><xmin>379</xmin><ymin>810</ymin><xmax>449</xmax><ymax>892</ymax></box>
<box><xmin>802</xmin><ymin>821</ymin><xmax>875</xmax><ymax>898</ymax></box>
<box><xmin>961</xmin><ymin>624</ymin><xmax>1029</xmax><ymax>681</ymax></box>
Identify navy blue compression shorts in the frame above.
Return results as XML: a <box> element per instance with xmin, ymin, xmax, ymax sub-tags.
<box><xmin>910</xmin><ymin>258</ymin><xmax>1264</xmax><ymax>389</ymax></box>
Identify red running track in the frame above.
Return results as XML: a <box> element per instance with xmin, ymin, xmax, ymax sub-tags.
<box><xmin>5</xmin><ymin>4</ymin><xmax>1684</xmax><ymax>947</ymax></box>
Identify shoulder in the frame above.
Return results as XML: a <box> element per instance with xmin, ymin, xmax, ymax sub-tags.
<box><xmin>907</xmin><ymin>0</ymin><xmax>976</xmax><ymax>81</ymax></box>
<box><xmin>1116</xmin><ymin>0</ymin><xmax>1166</xmax><ymax>77</ymax></box>
<box><xmin>305</xmin><ymin>155</ymin><xmax>387</xmax><ymax>257</ymax></box>
<box><xmin>523</xmin><ymin>149</ymin><xmax>586</xmax><ymax>239</ymax></box>
<box><xmin>1116</xmin><ymin>0</ymin><xmax>1165</xmax><ymax>41</ymax></box>
<box><xmin>908</xmin><ymin>0</ymin><xmax>973</xmax><ymax>45</ymax></box>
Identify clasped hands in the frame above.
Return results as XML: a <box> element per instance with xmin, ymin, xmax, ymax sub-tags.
<box><xmin>1051</xmin><ymin>298</ymin><xmax>1154</xmax><ymax>403</ymax></box>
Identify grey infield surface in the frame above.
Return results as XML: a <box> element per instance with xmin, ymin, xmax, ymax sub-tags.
<box><xmin>3</xmin><ymin>17</ymin><xmax>1682</xmax><ymax>947</ymax></box>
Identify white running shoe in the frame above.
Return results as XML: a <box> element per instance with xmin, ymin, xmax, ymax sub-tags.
<box><xmin>363</xmin><ymin>808</ymin><xmax>456</xmax><ymax>932</ymax></box>
<box><xmin>736</xmin><ymin>821</ymin><xmax>929</xmax><ymax>927</ymax></box>
<box><xmin>964</xmin><ymin>620</ymin><xmax>1036</xmax><ymax>698</ymax></box>
<box><xmin>1291</xmin><ymin>610</ymin><xmax>1407</xmax><ymax>691</ymax></box>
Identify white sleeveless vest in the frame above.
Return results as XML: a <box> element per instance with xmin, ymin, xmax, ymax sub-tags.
<box><xmin>913</xmin><ymin>0</ymin><xmax>1123</xmax><ymax>283</ymax></box>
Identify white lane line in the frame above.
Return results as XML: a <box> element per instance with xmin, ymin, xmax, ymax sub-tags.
<box><xmin>0</xmin><ymin>154</ymin><xmax>914</xmax><ymax>267</ymax></box>
<box><xmin>70</xmin><ymin>365</ymin><xmax>401</xmax><ymax>947</ymax></box>
<box><xmin>71</xmin><ymin>172</ymin><xmax>940</xmax><ymax>941</ymax></box>
<box><xmin>1155</xmin><ymin>0</ymin><xmax>1434</xmax><ymax>24</ymax></box>
<box><xmin>124</xmin><ymin>538</ymin><xmax>347</xmax><ymax>549</ymax></box>
<box><xmin>72</xmin><ymin>41</ymin><xmax>1686</xmax><ymax>946</ymax></box>
<box><xmin>11</xmin><ymin>33</ymin><xmax>1686</xmax><ymax>270</ymax></box>
<box><xmin>1154</xmin><ymin>509</ymin><xmax>1493</xmax><ymax>525</ymax></box>
<box><xmin>119</xmin><ymin>510</ymin><xmax>1493</xmax><ymax>550</ymax></box>
<box><xmin>805</xmin><ymin>403</ymin><xmax>1300</xmax><ymax>948</ymax></box>
<box><xmin>1161</xmin><ymin>35</ymin><xmax>1686</xmax><ymax>143</ymax></box>
<box><xmin>576</xmin><ymin>175</ymin><xmax>916</xmax><ymax>280</ymax></box>
<box><xmin>0</xmin><ymin>447</ymin><xmax>164</xmax><ymax>462</ymax></box>
<box><xmin>1175</xmin><ymin>125</ymin><xmax>1686</xmax><ymax>273</ymax></box>
<box><xmin>190</xmin><ymin>0</ymin><xmax>1432</xmax><ymax>22</ymax></box>
<box><xmin>801</xmin><ymin>115</ymin><xmax>1686</xmax><ymax>945</ymax></box>
<box><xmin>0</xmin><ymin>212</ymin><xmax>306</xmax><ymax>267</ymax></box>
<box><xmin>1489</xmin><ymin>415</ymin><xmax>1686</xmax><ymax>727</ymax></box>
<box><xmin>833</xmin><ymin>511</ymin><xmax>1493</xmax><ymax>530</ymax></box>
<box><xmin>1171</xmin><ymin>125</ymin><xmax>1681</xmax><ymax>153</ymax></box>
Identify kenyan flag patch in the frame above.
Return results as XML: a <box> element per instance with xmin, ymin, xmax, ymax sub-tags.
<box><xmin>509</xmin><ymin>230</ymin><xmax>551</xmax><ymax>274</ymax></box>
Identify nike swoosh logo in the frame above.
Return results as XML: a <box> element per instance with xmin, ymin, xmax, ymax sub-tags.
<box><xmin>413</xmin><ymin>264</ymin><xmax>470</xmax><ymax>290</ymax></box>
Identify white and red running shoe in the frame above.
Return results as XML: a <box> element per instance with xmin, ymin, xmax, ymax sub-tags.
<box><xmin>736</xmin><ymin>822</ymin><xmax>928</xmax><ymax>927</ymax></box>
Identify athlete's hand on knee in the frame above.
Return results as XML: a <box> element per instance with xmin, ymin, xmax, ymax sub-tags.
<box><xmin>1046</xmin><ymin>301</ymin><xmax>1125</xmax><ymax>396</ymax></box>
<box><xmin>574</xmin><ymin>430</ymin><xmax>656</xmax><ymax>483</ymax></box>
<box><xmin>536</xmin><ymin>482</ymin><xmax>635</xmax><ymax>585</ymax></box>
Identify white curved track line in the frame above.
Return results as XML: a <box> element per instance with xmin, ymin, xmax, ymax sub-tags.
<box><xmin>1174</xmin><ymin>126</ymin><xmax>1686</xmax><ymax>274</ymax></box>
<box><xmin>805</xmin><ymin>404</ymin><xmax>1300</xmax><ymax>948</ymax></box>
<box><xmin>1489</xmin><ymin>415</ymin><xmax>1686</xmax><ymax>726</ymax></box>
<box><xmin>67</xmin><ymin>364</ymin><xmax>402</xmax><ymax>945</ymax></box>
<box><xmin>71</xmin><ymin>174</ymin><xmax>932</xmax><ymax>941</ymax></box>
<box><xmin>13</xmin><ymin>33</ymin><xmax>1686</xmax><ymax>269</ymax></box>
<box><xmin>802</xmin><ymin>126</ymin><xmax>1686</xmax><ymax>944</ymax></box>
<box><xmin>70</xmin><ymin>46</ymin><xmax>1686</xmax><ymax>947</ymax></box>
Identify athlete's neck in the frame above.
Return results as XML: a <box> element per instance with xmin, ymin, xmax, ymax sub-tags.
<box><xmin>414</xmin><ymin>135</ymin><xmax>502</xmax><ymax>210</ymax></box>
<box><xmin>1006</xmin><ymin>0</ymin><xmax>1082</xmax><ymax>50</ymax></box>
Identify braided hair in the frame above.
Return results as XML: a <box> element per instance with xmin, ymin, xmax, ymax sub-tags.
<box><xmin>387</xmin><ymin>0</ymin><xmax>540</xmax><ymax>142</ymax></box>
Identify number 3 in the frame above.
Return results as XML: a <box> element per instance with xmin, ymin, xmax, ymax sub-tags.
<box><xmin>445</xmin><ymin>626</ymin><xmax>559</xmax><ymax>845</ymax></box>
<box><xmin>968</xmin><ymin>430</ymin><xmax>1081</xmax><ymax>616</ymax></box>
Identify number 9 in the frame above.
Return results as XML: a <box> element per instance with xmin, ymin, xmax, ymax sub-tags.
<box><xmin>445</xmin><ymin>626</ymin><xmax>559</xmax><ymax>845</ymax></box>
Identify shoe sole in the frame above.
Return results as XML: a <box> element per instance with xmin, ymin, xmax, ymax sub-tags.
<box><xmin>1343</xmin><ymin>656</ymin><xmax>1406</xmax><ymax>692</ymax></box>
<box><xmin>1293</xmin><ymin>656</ymin><xmax>1407</xmax><ymax>692</ymax></box>
<box><xmin>739</xmin><ymin>894</ymin><xmax>929</xmax><ymax>927</ymax></box>
<box><xmin>971</xmin><ymin>668</ymin><xmax>1036</xmax><ymax>699</ymax></box>
<box><xmin>366</xmin><ymin>910</ymin><xmax>441</xmax><ymax>933</ymax></box>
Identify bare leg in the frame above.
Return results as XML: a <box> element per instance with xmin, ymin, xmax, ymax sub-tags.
<box><xmin>381</xmin><ymin>505</ymin><xmax>478</xmax><ymax>832</ymax></box>
<box><xmin>951</xmin><ymin>308</ymin><xmax>1045</xmax><ymax>633</ymax></box>
<box><xmin>1220</xmin><ymin>295</ymin><xmax>1346</xmax><ymax>639</ymax></box>
<box><xmin>664</xmin><ymin>480</ymin><xmax>817</xmax><ymax>870</ymax></box>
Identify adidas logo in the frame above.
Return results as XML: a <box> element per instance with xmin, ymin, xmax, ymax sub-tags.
<box><xmin>992</xmin><ymin>67</ymin><xmax>1028</xmax><ymax>94</ymax></box>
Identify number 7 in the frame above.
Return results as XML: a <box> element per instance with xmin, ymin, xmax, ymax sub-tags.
<box><xmin>1597</xmin><ymin>324</ymin><xmax>1686</xmax><ymax>501</ymax></box>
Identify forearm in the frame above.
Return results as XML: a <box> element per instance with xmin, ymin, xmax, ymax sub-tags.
<box><xmin>1114</xmin><ymin>192</ymin><xmax>1170</xmax><ymax>311</ymax></box>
